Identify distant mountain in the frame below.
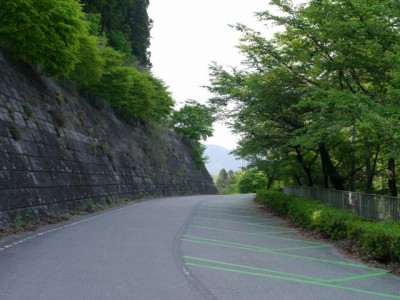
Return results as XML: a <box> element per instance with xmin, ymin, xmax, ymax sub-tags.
<box><xmin>204</xmin><ymin>144</ymin><xmax>243</xmax><ymax>176</ymax></box>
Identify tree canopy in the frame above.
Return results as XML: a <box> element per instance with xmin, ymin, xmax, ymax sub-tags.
<box><xmin>0</xmin><ymin>0</ymin><xmax>175</xmax><ymax>125</ymax></box>
<box><xmin>170</xmin><ymin>100</ymin><xmax>215</xmax><ymax>142</ymax></box>
<box><xmin>170</xmin><ymin>100</ymin><xmax>215</xmax><ymax>167</ymax></box>
<box><xmin>0</xmin><ymin>0</ymin><xmax>87</xmax><ymax>76</ymax></box>
<box><xmin>208</xmin><ymin>0</ymin><xmax>400</xmax><ymax>195</ymax></box>
<box><xmin>80</xmin><ymin>0</ymin><xmax>152</xmax><ymax>67</ymax></box>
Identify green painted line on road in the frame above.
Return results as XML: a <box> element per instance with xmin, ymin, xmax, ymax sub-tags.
<box><xmin>183</xmin><ymin>235</ymin><xmax>329</xmax><ymax>253</ymax></box>
<box><xmin>193</xmin><ymin>216</ymin><xmax>290</xmax><ymax>229</ymax></box>
<box><xmin>189</xmin><ymin>225</ymin><xmax>296</xmax><ymax>236</ymax></box>
<box><xmin>185</xmin><ymin>263</ymin><xmax>400</xmax><ymax>299</ymax></box>
<box><xmin>183</xmin><ymin>256</ymin><xmax>387</xmax><ymax>283</ymax></box>
<box><xmin>197</xmin><ymin>211</ymin><xmax>282</xmax><ymax>222</ymax></box>
<box><xmin>188</xmin><ymin>225</ymin><xmax>326</xmax><ymax>246</ymax></box>
<box><xmin>181</xmin><ymin>237</ymin><xmax>374</xmax><ymax>270</ymax></box>
<box><xmin>184</xmin><ymin>255</ymin><xmax>327</xmax><ymax>282</ymax></box>
<box><xmin>250</xmin><ymin>230</ymin><xmax>299</xmax><ymax>235</ymax></box>
<box><xmin>199</xmin><ymin>207</ymin><xmax>276</xmax><ymax>217</ymax></box>
<box><xmin>200</xmin><ymin>206</ymin><xmax>260</xmax><ymax>212</ymax></box>
<box><xmin>277</xmin><ymin>245</ymin><xmax>331</xmax><ymax>251</ymax></box>
<box><xmin>201</xmin><ymin>206</ymin><xmax>260</xmax><ymax>212</ymax></box>
<box><xmin>326</xmin><ymin>271</ymin><xmax>389</xmax><ymax>283</ymax></box>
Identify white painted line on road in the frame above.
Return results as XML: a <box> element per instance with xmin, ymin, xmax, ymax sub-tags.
<box><xmin>0</xmin><ymin>206</ymin><xmax>128</xmax><ymax>253</ymax></box>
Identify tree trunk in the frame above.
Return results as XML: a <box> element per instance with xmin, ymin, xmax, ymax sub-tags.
<box><xmin>320</xmin><ymin>151</ymin><xmax>329</xmax><ymax>188</ymax></box>
<box><xmin>294</xmin><ymin>174</ymin><xmax>302</xmax><ymax>186</ymax></box>
<box><xmin>267</xmin><ymin>177</ymin><xmax>273</xmax><ymax>189</ymax></box>
<box><xmin>365</xmin><ymin>157</ymin><xmax>372</xmax><ymax>191</ymax></box>
<box><xmin>365</xmin><ymin>148</ymin><xmax>379</xmax><ymax>192</ymax></box>
<box><xmin>388</xmin><ymin>157</ymin><xmax>397</xmax><ymax>197</ymax></box>
<box><xmin>349</xmin><ymin>124</ymin><xmax>356</xmax><ymax>191</ymax></box>
<box><xmin>319</xmin><ymin>143</ymin><xmax>345</xmax><ymax>190</ymax></box>
<box><xmin>294</xmin><ymin>146</ymin><xmax>313</xmax><ymax>187</ymax></box>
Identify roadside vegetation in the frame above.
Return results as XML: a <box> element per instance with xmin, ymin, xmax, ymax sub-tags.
<box><xmin>0</xmin><ymin>0</ymin><xmax>214</xmax><ymax>163</ymax></box>
<box><xmin>0</xmin><ymin>0</ymin><xmax>173</xmax><ymax>123</ymax></box>
<box><xmin>207</xmin><ymin>0</ymin><xmax>400</xmax><ymax>196</ymax></box>
<box><xmin>256</xmin><ymin>190</ymin><xmax>400</xmax><ymax>265</ymax></box>
<box><xmin>169</xmin><ymin>100</ymin><xmax>215</xmax><ymax>166</ymax></box>
<box><xmin>215</xmin><ymin>168</ymin><xmax>271</xmax><ymax>194</ymax></box>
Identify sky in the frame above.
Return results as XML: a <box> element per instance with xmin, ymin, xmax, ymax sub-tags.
<box><xmin>148</xmin><ymin>0</ymin><xmax>303</xmax><ymax>150</ymax></box>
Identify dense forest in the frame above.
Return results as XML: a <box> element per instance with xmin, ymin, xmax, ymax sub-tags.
<box><xmin>208</xmin><ymin>0</ymin><xmax>400</xmax><ymax>196</ymax></box>
<box><xmin>0</xmin><ymin>0</ymin><xmax>214</xmax><ymax>164</ymax></box>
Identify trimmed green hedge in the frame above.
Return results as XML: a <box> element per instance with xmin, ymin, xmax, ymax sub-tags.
<box><xmin>255</xmin><ymin>190</ymin><xmax>400</xmax><ymax>262</ymax></box>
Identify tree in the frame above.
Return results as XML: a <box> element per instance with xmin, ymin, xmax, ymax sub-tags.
<box><xmin>107</xmin><ymin>29</ymin><xmax>133</xmax><ymax>58</ymax></box>
<box><xmin>215</xmin><ymin>169</ymin><xmax>229</xmax><ymax>193</ymax></box>
<box><xmin>215</xmin><ymin>169</ymin><xmax>242</xmax><ymax>194</ymax></box>
<box><xmin>170</xmin><ymin>101</ymin><xmax>215</xmax><ymax>167</ymax></box>
<box><xmin>0</xmin><ymin>0</ymin><xmax>87</xmax><ymax>76</ymax></box>
<box><xmin>237</xmin><ymin>171</ymin><xmax>267</xmax><ymax>193</ymax></box>
<box><xmin>71</xmin><ymin>34</ymin><xmax>105</xmax><ymax>87</ymax></box>
<box><xmin>170</xmin><ymin>100</ymin><xmax>215</xmax><ymax>141</ymax></box>
<box><xmin>145</xmin><ymin>74</ymin><xmax>175</xmax><ymax>121</ymax></box>
<box><xmin>80</xmin><ymin>0</ymin><xmax>152</xmax><ymax>67</ymax></box>
<box><xmin>124</xmin><ymin>0</ymin><xmax>152</xmax><ymax>67</ymax></box>
<box><xmin>208</xmin><ymin>0</ymin><xmax>400</xmax><ymax>194</ymax></box>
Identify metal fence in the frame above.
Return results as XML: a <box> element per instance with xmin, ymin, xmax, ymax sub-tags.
<box><xmin>283</xmin><ymin>185</ymin><xmax>399</xmax><ymax>222</ymax></box>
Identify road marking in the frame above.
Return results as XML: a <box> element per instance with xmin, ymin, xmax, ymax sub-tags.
<box><xmin>184</xmin><ymin>256</ymin><xmax>327</xmax><ymax>282</ymax></box>
<box><xmin>188</xmin><ymin>225</ymin><xmax>326</xmax><ymax>246</ymax></box>
<box><xmin>200</xmin><ymin>206</ymin><xmax>260</xmax><ymax>212</ymax></box>
<box><xmin>182</xmin><ymin>236</ymin><xmax>376</xmax><ymax>270</ymax></box>
<box><xmin>197</xmin><ymin>210</ymin><xmax>280</xmax><ymax>222</ymax></box>
<box><xmin>184</xmin><ymin>234</ymin><xmax>330</xmax><ymax>252</ymax></box>
<box><xmin>185</xmin><ymin>263</ymin><xmax>400</xmax><ymax>299</ymax></box>
<box><xmin>0</xmin><ymin>206</ymin><xmax>127</xmax><ymax>252</ymax></box>
<box><xmin>326</xmin><ymin>271</ymin><xmax>390</xmax><ymax>283</ymax></box>
<box><xmin>193</xmin><ymin>216</ymin><xmax>290</xmax><ymax>229</ymax></box>
<box><xmin>183</xmin><ymin>256</ymin><xmax>388</xmax><ymax>283</ymax></box>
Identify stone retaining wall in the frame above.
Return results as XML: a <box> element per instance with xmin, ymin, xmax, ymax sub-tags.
<box><xmin>0</xmin><ymin>51</ymin><xmax>216</xmax><ymax>226</ymax></box>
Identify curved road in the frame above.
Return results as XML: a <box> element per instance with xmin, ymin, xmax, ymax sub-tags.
<box><xmin>0</xmin><ymin>195</ymin><xmax>399</xmax><ymax>299</ymax></box>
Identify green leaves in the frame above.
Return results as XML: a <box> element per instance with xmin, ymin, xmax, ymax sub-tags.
<box><xmin>0</xmin><ymin>0</ymin><xmax>172</xmax><ymax>125</ymax></box>
<box><xmin>80</xmin><ymin>0</ymin><xmax>152</xmax><ymax>67</ymax></box>
<box><xmin>237</xmin><ymin>171</ymin><xmax>268</xmax><ymax>193</ymax></box>
<box><xmin>71</xmin><ymin>34</ymin><xmax>105</xmax><ymax>87</ymax></box>
<box><xmin>86</xmin><ymin>47</ymin><xmax>173</xmax><ymax>123</ymax></box>
<box><xmin>170</xmin><ymin>101</ymin><xmax>215</xmax><ymax>142</ymax></box>
<box><xmin>0</xmin><ymin>0</ymin><xmax>87</xmax><ymax>76</ymax></box>
<box><xmin>208</xmin><ymin>0</ymin><xmax>400</xmax><ymax>192</ymax></box>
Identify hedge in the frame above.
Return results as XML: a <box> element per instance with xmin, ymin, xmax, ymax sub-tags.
<box><xmin>255</xmin><ymin>190</ymin><xmax>400</xmax><ymax>262</ymax></box>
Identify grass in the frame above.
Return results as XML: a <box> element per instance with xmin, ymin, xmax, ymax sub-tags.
<box><xmin>8</xmin><ymin>123</ymin><xmax>21</xmax><ymax>140</ymax></box>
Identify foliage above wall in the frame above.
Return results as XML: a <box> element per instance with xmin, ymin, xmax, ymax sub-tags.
<box><xmin>169</xmin><ymin>101</ymin><xmax>215</xmax><ymax>167</ymax></box>
<box><xmin>0</xmin><ymin>0</ymin><xmax>173</xmax><ymax>124</ymax></box>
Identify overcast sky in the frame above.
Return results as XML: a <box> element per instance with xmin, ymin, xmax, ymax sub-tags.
<box><xmin>148</xmin><ymin>0</ymin><xmax>304</xmax><ymax>150</ymax></box>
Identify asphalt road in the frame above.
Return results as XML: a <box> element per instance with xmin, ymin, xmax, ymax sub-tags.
<box><xmin>0</xmin><ymin>194</ymin><xmax>399</xmax><ymax>299</ymax></box>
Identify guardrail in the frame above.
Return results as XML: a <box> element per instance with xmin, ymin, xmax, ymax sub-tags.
<box><xmin>283</xmin><ymin>185</ymin><xmax>399</xmax><ymax>222</ymax></box>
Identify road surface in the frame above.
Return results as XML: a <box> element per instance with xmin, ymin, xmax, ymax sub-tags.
<box><xmin>0</xmin><ymin>194</ymin><xmax>399</xmax><ymax>299</ymax></box>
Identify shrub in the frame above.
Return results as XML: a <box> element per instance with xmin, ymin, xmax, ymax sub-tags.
<box><xmin>256</xmin><ymin>190</ymin><xmax>400</xmax><ymax>262</ymax></box>
<box><xmin>255</xmin><ymin>189</ymin><xmax>290</xmax><ymax>216</ymax></box>
<box><xmin>237</xmin><ymin>171</ymin><xmax>267</xmax><ymax>193</ymax></box>
<box><xmin>348</xmin><ymin>220</ymin><xmax>400</xmax><ymax>261</ymax></box>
